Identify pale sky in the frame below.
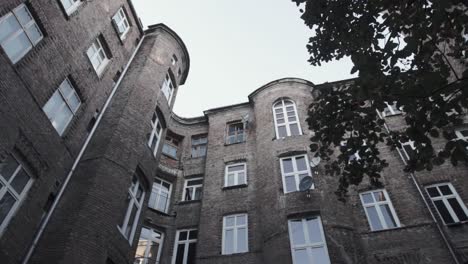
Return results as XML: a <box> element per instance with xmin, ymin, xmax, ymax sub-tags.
<box><xmin>133</xmin><ymin>0</ymin><xmax>355</xmax><ymax>117</ymax></box>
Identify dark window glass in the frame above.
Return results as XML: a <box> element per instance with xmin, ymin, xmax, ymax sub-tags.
<box><xmin>187</xmin><ymin>243</ymin><xmax>196</xmax><ymax>264</ymax></box>
<box><xmin>448</xmin><ymin>198</ymin><xmax>468</xmax><ymax>222</ymax></box>
<box><xmin>434</xmin><ymin>200</ymin><xmax>454</xmax><ymax>224</ymax></box>
<box><xmin>427</xmin><ymin>187</ymin><xmax>440</xmax><ymax>197</ymax></box>
<box><xmin>175</xmin><ymin>244</ymin><xmax>185</xmax><ymax>264</ymax></box>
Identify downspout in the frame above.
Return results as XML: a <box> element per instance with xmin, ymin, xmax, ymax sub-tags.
<box><xmin>382</xmin><ymin>122</ymin><xmax>461</xmax><ymax>264</ymax></box>
<box><xmin>22</xmin><ymin>35</ymin><xmax>146</xmax><ymax>264</ymax></box>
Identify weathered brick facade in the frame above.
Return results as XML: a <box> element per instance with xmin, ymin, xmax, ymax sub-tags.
<box><xmin>0</xmin><ymin>1</ymin><xmax>467</xmax><ymax>264</ymax></box>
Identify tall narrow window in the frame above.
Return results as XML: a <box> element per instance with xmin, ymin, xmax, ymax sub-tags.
<box><xmin>222</xmin><ymin>214</ymin><xmax>248</xmax><ymax>255</ymax></box>
<box><xmin>182</xmin><ymin>178</ymin><xmax>203</xmax><ymax>201</ymax></box>
<box><xmin>112</xmin><ymin>7</ymin><xmax>130</xmax><ymax>39</ymax></box>
<box><xmin>161</xmin><ymin>74</ymin><xmax>174</xmax><ymax>104</ymax></box>
<box><xmin>148</xmin><ymin>111</ymin><xmax>163</xmax><ymax>157</ymax></box>
<box><xmin>273</xmin><ymin>99</ymin><xmax>302</xmax><ymax>138</ymax></box>
<box><xmin>86</xmin><ymin>36</ymin><xmax>110</xmax><ymax>75</ymax></box>
<box><xmin>0</xmin><ymin>4</ymin><xmax>43</xmax><ymax>63</ymax></box>
<box><xmin>148</xmin><ymin>178</ymin><xmax>171</xmax><ymax>213</ymax></box>
<box><xmin>59</xmin><ymin>0</ymin><xmax>82</xmax><ymax>15</ymax></box>
<box><xmin>224</xmin><ymin>163</ymin><xmax>247</xmax><ymax>187</ymax></box>
<box><xmin>43</xmin><ymin>78</ymin><xmax>81</xmax><ymax>135</ymax></box>
<box><xmin>162</xmin><ymin>132</ymin><xmax>180</xmax><ymax>160</ymax></box>
<box><xmin>191</xmin><ymin>135</ymin><xmax>207</xmax><ymax>158</ymax></box>
<box><xmin>426</xmin><ymin>183</ymin><xmax>468</xmax><ymax>225</ymax></box>
<box><xmin>0</xmin><ymin>154</ymin><xmax>33</xmax><ymax>233</ymax></box>
<box><xmin>118</xmin><ymin>175</ymin><xmax>145</xmax><ymax>244</ymax></box>
<box><xmin>288</xmin><ymin>216</ymin><xmax>330</xmax><ymax>264</ymax></box>
<box><xmin>280</xmin><ymin>155</ymin><xmax>313</xmax><ymax>193</ymax></box>
<box><xmin>359</xmin><ymin>189</ymin><xmax>400</xmax><ymax>231</ymax></box>
<box><xmin>226</xmin><ymin>122</ymin><xmax>245</xmax><ymax>144</ymax></box>
<box><xmin>400</xmin><ymin>140</ymin><xmax>416</xmax><ymax>161</ymax></box>
<box><xmin>172</xmin><ymin>229</ymin><xmax>197</xmax><ymax>264</ymax></box>
<box><xmin>134</xmin><ymin>227</ymin><xmax>164</xmax><ymax>264</ymax></box>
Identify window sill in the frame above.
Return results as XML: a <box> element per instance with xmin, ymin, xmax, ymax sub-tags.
<box><xmin>223</xmin><ymin>184</ymin><xmax>248</xmax><ymax>190</ymax></box>
<box><xmin>273</xmin><ymin>134</ymin><xmax>304</xmax><ymax>141</ymax></box>
<box><xmin>162</xmin><ymin>153</ymin><xmax>178</xmax><ymax>161</ymax></box>
<box><xmin>445</xmin><ymin>220</ymin><xmax>468</xmax><ymax>227</ymax></box>
<box><xmin>178</xmin><ymin>200</ymin><xmax>201</xmax><ymax>205</ymax></box>
<box><xmin>221</xmin><ymin>251</ymin><xmax>250</xmax><ymax>257</ymax></box>
<box><xmin>147</xmin><ymin>207</ymin><xmax>172</xmax><ymax>216</ymax></box>
<box><xmin>224</xmin><ymin>141</ymin><xmax>246</xmax><ymax>146</ymax></box>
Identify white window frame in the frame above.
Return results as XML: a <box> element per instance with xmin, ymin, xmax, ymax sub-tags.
<box><xmin>59</xmin><ymin>0</ymin><xmax>82</xmax><ymax>15</ymax></box>
<box><xmin>226</xmin><ymin>121</ymin><xmax>246</xmax><ymax>144</ymax></box>
<box><xmin>148</xmin><ymin>178</ymin><xmax>171</xmax><ymax>213</ymax></box>
<box><xmin>43</xmin><ymin>78</ymin><xmax>81</xmax><ymax>135</ymax></box>
<box><xmin>171</xmin><ymin>229</ymin><xmax>198</xmax><ymax>264</ymax></box>
<box><xmin>224</xmin><ymin>163</ymin><xmax>247</xmax><ymax>187</ymax></box>
<box><xmin>118</xmin><ymin>176</ymin><xmax>145</xmax><ymax>245</ymax></box>
<box><xmin>287</xmin><ymin>216</ymin><xmax>331</xmax><ymax>264</ymax></box>
<box><xmin>272</xmin><ymin>99</ymin><xmax>302</xmax><ymax>139</ymax></box>
<box><xmin>86</xmin><ymin>37</ymin><xmax>109</xmax><ymax>76</ymax></box>
<box><xmin>148</xmin><ymin>111</ymin><xmax>163</xmax><ymax>157</ymax></box>
<box><xmin>359</xmin><ymin>189</ymin><xmax>401</xmax><ymax>231</ymax></box>
<box><xmin>222</xmin><ymin>214</ymin><xmax>248</xmax><ymax>255</ymax></box>
<box><xmin>0</xmin><ymin>4</ymin><xmax>43</xmax><ymax>63</ymax></box>
<box><xmin>280</xmin><ymin>154</ymin><xmax>313</xmax><ymax>194</ymax></box>
<box><xmin>425</xmin><ymin>182</ymin><xmax>468</xmax><ymax>225</ymax></box>
<box><xmin>182</xmin><ymin>178</ymin><xmax>203</xmax><ymax>201</ymax></box>
<box><xmin>400</xmin><ymin>140</ymin><xmax>416</xmax><ymax>161</ymax></box>
<box><xmin>0</xmin><ymin>154</ymin><xmax>34</xmax><ymax>235</ymax></box>
<box><xmin>112</xmin><ymin>7</ymin><xmax>130</xmax><ymax>40</ymax></box>
<box><xmin>191</xmin><ymin>135</ymin><xmax>207</xmax><ymax>158</ymax></box>
<box><xmin>134</xmin><ymin>227</ymin><xmax>164</xmax><ymax>264</ymax></box>
<box><xmin>161</xmin><ymin>74</ymin><xmax>174</xmax><ymax>104</ymax></box>
<box><xmin>381</xmin><ymin>101</ymin><xmax>402</xmax><ymax>117</ymax></box>
<box><xmin>455</xmin><ymin>128</ymin><xmax>468</xmax><ymax>150</ymax></box>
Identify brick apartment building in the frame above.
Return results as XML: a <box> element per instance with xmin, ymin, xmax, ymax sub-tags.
<box><xmin>0</xmin><ymin>1</ymin><xmax>467</xmax><ymax>264</ymax></box>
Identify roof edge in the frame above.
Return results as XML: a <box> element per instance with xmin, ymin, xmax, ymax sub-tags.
<box><xmin>171</xmin><ymin>112</ymin><xmax>207</xmax><ymax>125</ymax></box>
<box><xmin>248</xmin><ymin>77</ymin><xmax>314</xmax><ymax>100</ymax></box>
<box><xmin>144</xmin><ymin>23</ymin><xmax>190</xmax><ymax>85</ymax></box>
<box><xmin>203</xmin><ymin>102</ymin><xmax>251</xmax><ymax>116</ymax></box>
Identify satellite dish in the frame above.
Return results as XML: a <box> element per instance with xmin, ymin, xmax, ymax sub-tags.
<box><xmin>299</xmin><ymin>176</ymin><xmax>314</xmax><ymax>191</ymax></box>
<box><xmin>310</xmin><ymin>157</ymin><xmax>321</xmax><ymax>167</ymax></box>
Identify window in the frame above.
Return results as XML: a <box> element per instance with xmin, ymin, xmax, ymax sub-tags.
<box><xmin>43</xmin><ymin>78</ymin><xmax>81</xmax><ymax>135</ymax></box>
<box><xmin>59</xmin><ymin>0</ymin><xmax>82</xmax><ymax>15</ymax></box>
<box><xmin>172</xmin><ymin>229</ymin><xmax>197</xmax><ymax>264</ymax></box>
<box><xmin>191</xmin><ymin>135</ymin><xmax>207</xmax><ymax>158</ymax></box>
<box><xmin>148</xmin><ymin>111</ymin><xmax>163</xmax><ymax>157</ymax></box>
<box><xmin>280</xmin><ymin>155</ymin><xmax>313</xmax><ymax>193</ymax></box>
<box><xmin>0</xmin><ymin>154</ymin><xmax>33</xmax><ymax>233</ymax></box>
<box><xmin>0</xmin><ymin>4</ymin><xmax>43</xmax><ymax>63</ymax></box>
<box><xmin>288</xmin><ymin>216</ymin><xmax>330</xmax><ymax>264</ymax></box>
<box><xmin>273</xmin><ymin>99</ymin><xmax>302</xmax><ymax>138</ymax></box>
<box><xmin>222</xmin><ymin>214</ymin><xmax>248</xmax><ymax>255</ymax></box>
<box><xmin>86</xmin><ymin>36</ymin><xmax>110</xmax><ymax>75</ymax></box>
<box><xmin>381</xmin><ymin>101</ymin><xmax>402</xmax><ymax>117</ymax></box>
<box><xmin>426</xmin><ymin>183</ymin><xmax>468</xmax><ymax>225</ymax></box>
<box><xmin>226</xmin><ymin>122</ymin><xmax>245</xmax><ymax>144</ymax></box>
<box><xmin>455</xmin><ymin>128</ymin><xmax>468</xmax><ymax>150</ymax></box>
<box><xmin>148</xmin><ymin>178</ymin><xmax>171</xmax><ymax>213</ymax></box>
<box><xmin>359</xmin><ymin>189</ymin><xmax>400</xmax><ymax>231</ymax></box>
<box><xmin>112</xmin><ymin>7</ymin><xmax>130</xmax><ymax>39</ymax></box>
<box><xmin>224</xmin><ymin>163</ymin><xmax>247</xmax><ymax>187</ymax></box>
<box><xmin>182</xmin><ymin>178</ymin><xmax>203</xmax><ymax>201</ymax></box>
<box><xmin>162</xmin><ymin>132</ymin><xmax>180</xmax><ymax>160</ymax></box>
<box><xmin>400</xmin><ymin>140</ymin><xmax>416</xmax><ymax>161</ymax></box>
<box><xmin>161</xmin><ymin>74</ymin><xmax>174</xmax><ymax>104</ymax></box>
<box><xmin>118</xmin><ymin>175</ymin><xmax>145</xmax><ymax>244</ymax></box>
<box><xmin>134</xmin><ymin>227</ymin><xmax>164</xmax><ymax>264</ymax></box>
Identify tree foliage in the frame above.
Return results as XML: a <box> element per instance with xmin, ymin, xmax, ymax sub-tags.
<box><xmin>293</xmin><ymin>0</ymin><xmax>468</xmax><ymax>200</ymax></box>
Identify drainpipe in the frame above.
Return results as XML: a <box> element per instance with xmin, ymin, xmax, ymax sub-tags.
<box><xmin>22</xmin><ymin>35</ymin><xmax>146</xmax><ymax>264</ymax></box>
<box><xmin>382</xmin><ymin>122</ymin><xmax>461</xmax><ymax>264</ymax></box>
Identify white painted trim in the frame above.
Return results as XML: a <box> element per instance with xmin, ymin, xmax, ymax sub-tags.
<box><xmin>148</xmin><ymin>177</ymin><xmax>172</xmax><ymax>213</ymax></box>
<box><xmin>182</xmin><ymin>177</ymin><xmax>203</xmax><ymax>201</ymax></box>
<box><xmin>425</xmin><ymin>182</ymin><xmax>468</xmax><ymax>225</ymax></box>
<box><xmin>171</xmin><ymin>229</ymin><xmax>198</xmax><ymax>264</ymax></box>
<box><xmin>272</xmin><ymin>99</ymin><xmax>302</xmax><ymax>139</ymax></box>
<box><xmin>359</xmin><ymin>189</ymin><xmax>401</xmax><ymax>231</ymax></box>
<box><xmin>222</xmin><ymin>214</ymin><xmax>248</xmax><ymax>255</ymax></box>
<box><xmin>279</xmin><ymin>154</ymin><xmax>313</xmax><ymax>193</ymax></box>
<box><xmin>224</xmin><ymin>162</ymin><xmax>247</xmax><ymax>187</ymax></box>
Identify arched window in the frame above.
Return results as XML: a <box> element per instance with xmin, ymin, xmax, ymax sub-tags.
<box><xmin>273</xmin><ymin>99</ymin><xmax>302</xmax><ymax>138</ymax></box>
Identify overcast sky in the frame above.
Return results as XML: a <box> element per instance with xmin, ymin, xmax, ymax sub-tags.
<box><xmin>133</xmin><ymin>0</ymin><xmax>355</xmax><ymax>117</ymax></box>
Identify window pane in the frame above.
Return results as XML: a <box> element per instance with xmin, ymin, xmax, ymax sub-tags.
<box><xmin>0</xmin><ymin>191</ymin><xmax>16</xmax><ymax>224</ymax></box>
<box><xmin>373</xmin><ymin>191</ymin><xmax>386</xmax><ymax>202</ymax></box>
<box><xmin>188</xmin><ymin>179</ymin><xmax>203</xmax><ymax>186</ymax></box>
<box><xmin>290</xmin><ymin>220</ymin><xmax>305</xmax><ymax>246</ymax></box>
<box><xmin>194</xmin><ymin>187</ymin><xmax>202</xmax><ymax>200</ymax></box>
<box><xmin>306</xmin><ymin>217</ymin><xmax>322</xmax><ymax>243</ymax></box>
<box><xmin>434</xmin><ymin>200</ymin><xmax>454</xmax><ymax>224</ymax></box>
<box><xmin>43</xmin><ymin>92</ymin><xmax>63</xmax><ymax>118</ymax></box>
<box><xmin>447</xmin><ymin>198</ymin><xmax>468</xmax><ymax>222</ymax></box>
<box><xmin>238</xmin><ymin>172</ymin><xmax>245</xmax><ymax>184</ymax></box>
<box><xmin>228</xmin><ymin>165</ymin><xmax>244</xmax><ymax>172</ymax></box>
<box><xmin>14</xmin><ymin>6</ymin><xmax>33</xmax><ymax>26</ymax></box>
<box><xmin>53</xmin><ymin>106</ymin><xmax>73</xmax><ymax>134</ymax></box>
<box><xmin>295</xmin><ymin>156</ymin><xmax>307</xmax><ymax>171</ymax></box>
<box><xmin>179</xmin><ymin>231</ymin><xmax>187</xmax><ymax>240</ymax></box>
<box><xmin>125</xmin><ymin>204</ymin><xmax>138</xmax><ymax>238</ymax></box>
<box><xmin>285</xmin><ymin>176</ymin><xmax>296</xmax><ymax>192</ymax></box>
<box><xmin>282</xmin><ymin>159</ymin><xmax>293</xmax><ymax>173</ymax></box>
<box><xmin>224</xmin><ymin>229</ymin><xmax>234</xmax><ymax>254</ymax></box>
<box><xmin>366</xmin><ymin>206</ymin><xmax>383</xmax><ymax>230</ymax></box>
<box><xmin>379</xmin><ymin>204</ymin><xmax>397</xmax><ymax>228</ymax></box>
<box><xmin>439</xmin><ymin>185</ymin><xmax>452</xmax><ymax>195</ymax></box>
<box><xmin>134</xmin><ymin>239</ymin><xmax>148</xmax><ymax>263</ymax></box>
<box><xmin>157</xmin><ymin>195</ymin><xmax>168</xmax><ymax>212</ymax></box>
<box><xmin>310</xmin><ymin>247</ymin><xmax>330</xmax><ymax>264</ymax></box>
<box><xmin>175</xmin><ymin>244</ymin><xmax>185</xmax><ymax>264</ymax></box>
<box><xmin>2</xmin><ymin>31</ymin><xmax>31</xmax><ymax>62</ymax></box>
<box><xmin>187</xmin><ymin>243</ymin><xmax>196</xmax><ymax>264</ymax></box>
<box><xmin>147</xmin><ymin>241</ymin><xmax>160</xmax><ymax>262</ymax></box>
<box><xmin>25</xmin><ymin>24</ymin><xmax>42</xmax><ymax>44</ymax></box>
<box><xmin>426</xmin><ymin>187</ymin><xmax>440</xmax><ymax>197</ymax></box>
<box><xmin>293</xmin><ymin>249</ymin><xmax>309</xmax><ymax>264</ymax></box>
<box><xmin>290</xmin><ymin>124</ymin><xmax>300</xmax><ymax>136</ymax></box>
<box><xmin>0</xmin><ymin>155</ymin><xmax>19</xmax><ymax>181</ymax></box>
<box><xmin>225</xmin><ymin>216</ymin><xmax>235</xmax><ymax>227</ymax></box>
<box><xmin>189</xmin><ymin>230</ymin><xmax>198</xmax><ymax>240</ymax></box>
<box><xmin>361</xmin><ymin>193</ymin><xmax>374</xmax><ymax>204</ymax></box>
<box><xmin>237</xmin><ymin>228</ymin><xmax>247</xmax><ymax>252</ymax></box>
<box><xmin>11</xmin><ymin>169</ymin><xmax>30</xmax><ymax>194</ymax></box>
<box><xmin>237</xmin><ymin>215</ymin><xmax>246</xmax><ymax>225</ymax></box>
<box><xmin>227</xmin><ymin>174</ymin><xmax>235</xmax><ymax>186</ymax></box>
<box><xmin>278</xmin><ymin>126</ymin><xmax>288</xmax><ymax>138</ymax></box>
<box><xmin>0</xmin><ymin>15</ymin><xmax>21</xmax><ymax>43</ymax></box>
